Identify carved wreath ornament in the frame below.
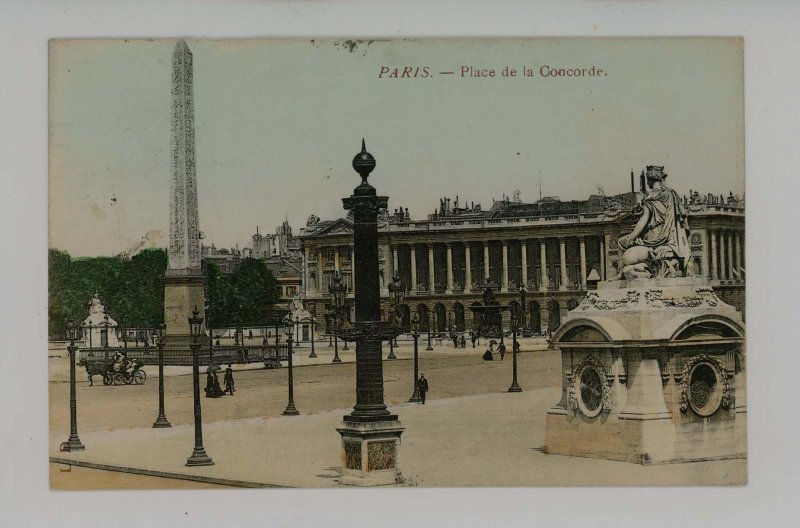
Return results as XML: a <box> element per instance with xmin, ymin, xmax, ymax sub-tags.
<box><xmin>577</xmin><ymin>290</ymin><xmax>640</xmax><ymax>311</ymax></box>
<box><xmin>568</xmin><ymin>356</ymin><xmax>612</xmax><ymax>417</ymax></box>
<box><xmin>678</xmin><ymin>354</ymin><xmax>732</xmax><ymax>416</ymax></box>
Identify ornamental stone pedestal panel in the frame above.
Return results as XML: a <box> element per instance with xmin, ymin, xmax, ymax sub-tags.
<box><xmin>545</xmin><ymin>277</ymin><xmax>745</xmax><ymax>464</ymax></box>
<box><xmin>337</xmin><ymin>419</ymin><xmax>405</xmax><ymax>486</ymax></box>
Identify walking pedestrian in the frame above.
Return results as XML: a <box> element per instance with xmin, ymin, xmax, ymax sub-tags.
<box><xmin>498</xmin><ymin>341</ymin><xmax>506</xmax><ymax>361</ymax></box>
<box><xmin>224</xmin><ymin>364</ymin><xmax>235</xmax><ymax>395</ymax></box>
<box><xmin>471</xmin><ymin>332</ymin><xmax>477</xmax><ymax>348</ymax></box>
<box><xmin>416</xmin><ymin>374</ymin><xmax>429</xmax><ymax>405</ymax></box>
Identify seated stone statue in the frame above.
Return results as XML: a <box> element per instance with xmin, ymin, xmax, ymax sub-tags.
<box><xmin>615</xmin><ymin>166</ymin><xmax>691</xmax><ymax>280</ymax></box>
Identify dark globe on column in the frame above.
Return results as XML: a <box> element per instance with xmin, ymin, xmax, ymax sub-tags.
<box><xmin>352</xmin><ymin>138</ymin><xmax>376</xmax><ymax>179</ymax></box>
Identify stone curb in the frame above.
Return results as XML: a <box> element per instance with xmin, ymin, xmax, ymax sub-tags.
<box><xmin>49</xmin><ymin>456</ymin><xmax>288</xmax><ymax>488</ymax></box>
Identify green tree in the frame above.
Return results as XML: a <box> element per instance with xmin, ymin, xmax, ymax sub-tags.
<box><xmin>48</xmin><ymin>249</ymin><xmax>168</xmax><ymax>338</ymax></box>
<box><xmin>207</xmin><ymin>258</ymin><xmax>279</xmax><ymax>328</ymax></box>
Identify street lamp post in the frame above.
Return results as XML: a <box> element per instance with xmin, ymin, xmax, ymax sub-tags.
<box><xmin>120</xmin><ymin>317</ymin><xmax>128</xmax><ymax>352</ymax></box>
<box><xmin>519</xmin><ymin>285</ymin><xmax>528</xmax><ymax>336</ymax></box>
<box><xmin>282</xmin><ymin>313</ymin><xmax>300</xmax><ymax>416</ymax></box>
<box><xmin>63</xmin><ymin>319</ymin><xmax>85</xmax><ymax>451</ymax></box>
<box><xmin>308</xmin><ymin>319</ymin><xmax>317</xmax><ymax>358</ymax></box>
<box><xmin>408</xmin><ymin>314</ymin><xmax>422</xmax><ymax>403</ymax></box>
<box><xmin>327</xmin><ymin>312</ymin><xmax>333</xmax><ymax>347</ymax></box>
<box><xmin>153</xmin><ymin>323</ymin><xmax>172</xmax><ymax>428</ymax></box>
<box><xmin>186</xmin><ymin>307</ymin><xmax>213</xmax><ymax>466</ymax></box>
<box><xmin>307</xmin><ymin>302</ymin><xmax>317</xmax><ymax>358</ymax></box>
<box><xmin>508</xmin><ymin>309</ymin><xmax>523</xmax><ymax>393</ymax></box>
<box><xmin>425</xmin><ymin>310</ymin><xmax>433</xmax><ymax>351</ymax></box>
<box><xmin>387</xmin><ymin>272</ymin><xmax>405</xmax><ymax>360</ymax></box>
<box><xmin>205</xmin><ymin>299</ymin><xmax>213</xmax><ymax>363</ymax></box>
<box><xmin>329</xmin><ymin>272</ymin><xmax>347</xmax><ymax>363</ymax></box>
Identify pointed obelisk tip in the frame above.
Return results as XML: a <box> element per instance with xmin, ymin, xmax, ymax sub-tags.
<box><xmin>361</xmin><ymin>138</ymin><xmax>366</xmax><ymax>152</ymax></box>
<box><xmin>174</xmin><ymin>39</ymin><xmax>190</xmax><ymax>54</ymax></box>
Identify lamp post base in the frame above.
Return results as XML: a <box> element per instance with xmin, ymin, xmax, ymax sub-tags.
<box><xmin>332</xmin><ymin>356</ymin><xmax>342</xmax><ymax>363</ymax></box>
<box><xmin>152</xmin><ymin>415</ymin><xmax>172</xmax><ymax>428</ymax></box>
<box><xmin>282</xmin><ymin>403</ymin><xmax>300</xmax><ymax>416</ymax></box>
<box><xmin>186</xmin><ymin>447</ymin><xmax>213</xmax><ymax>466</ymax></box>
<box><xmin>309</xmin><ymin>351</ymin><xmax>317</xmax><ymax>358</ymax></box>
<box><xmin>65</xmin><ymin>435</ymin><xmax>85</xmax><ymax>452</ymax></box>
<box><xmin>408</xmin><ymin>389</ymin><xmax>422</xmax><ymax>403</ymax></box>
<box><xmin>507</xmin><ymin>382</ymin><xmax>523</xmax><ymax>393</ymax></box>
<box><xmin>387</xmin><ymin>350</ymin><xmax>397</xmax><ymax>360</ymax></box>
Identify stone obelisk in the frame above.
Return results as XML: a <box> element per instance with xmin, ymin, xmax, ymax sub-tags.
<box><xmin>164</xmin><ymin>40</ymin><xmax>205</xmax><ymax>345</ymax></box>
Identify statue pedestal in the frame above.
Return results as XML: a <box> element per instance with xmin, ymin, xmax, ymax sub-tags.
<box><xmin>163</xmin><ymin>269</ymin><xmax>205</xmax><ymax>348</ymax></box>
<box><xmin>336</xmin><ymin>419</ymin><xmax>405</xmax><ymax>486</ymax></box>
<box><xmin>545</xmin><ymin>277</ymin><xmax>746</xmax><ymax>464</ymax></box>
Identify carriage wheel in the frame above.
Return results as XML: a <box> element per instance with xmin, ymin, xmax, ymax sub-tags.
<box><xmin>103</xmin><ymin>373</ymin><xmax>112</xmax><ymax>386</ymax></box>
<box><xmin>113</xmin><ymin>372</ymin><xmax>124</xmax><ymax>385</ymax></box>
<box><xmin>133</xmin><ymin>371</ymin><xmax>146</xmax><ymax>385</ymax></box>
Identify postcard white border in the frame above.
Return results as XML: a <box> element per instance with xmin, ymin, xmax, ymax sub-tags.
<box><xmin>1</xmin><ymin>1</ymin><xmax>798</xmax><ymax>527</ymax></box>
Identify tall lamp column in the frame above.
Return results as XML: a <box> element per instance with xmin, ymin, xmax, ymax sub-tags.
<box><xmin>426</xmin><ymin>311</ymin><xmax>433</xmax><ymax>351</ymax></box>
<box><xmin>387</xmin><ymin>272</ymin><xmax>405</xmax><ymax>360</ymax></box>
<box><xmin>508</xmin><ymin>309</ymin><xmax>522</xmax><ymax>393</ymax></box>
<box><xmin>64</xmin><ymin>319</ymin><xmax>85</xmax><ymax>451</ymax></box>
<box><xmin>186</xmin><ymin>307</ymin><xmax>213</xmax><ymax>466</ymax></box>
<box><xmin>283</xmin><ymin>313</ymin><xmax>300</xmax><ymax>416</ymax></box>
<box><xmin>329</xmin><ymin>273</ymin><xmax>347</xmax><ymax>363</ymax></box>
<box><xmin>308</xmin><ymin>302</ymin><xmax>317</xmax><ymax>359</ymax></box>
<box><xmin>408</xmin><ymin>314</ymin><xmax>422</xmax><ymax>403</ymax></box>
<box><xmin>153</xmin><ymin>323</ymin><xmax>172</xmax><ymax>428</ymax></box>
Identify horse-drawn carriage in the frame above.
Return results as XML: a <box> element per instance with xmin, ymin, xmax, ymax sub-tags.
<box><xmin>79</xmin><ymin>354</ymin><xmax>146</xmax><ymax>386</ymax></box>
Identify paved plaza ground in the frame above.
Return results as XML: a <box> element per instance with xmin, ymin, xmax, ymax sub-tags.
<box><xmin>49</xmin><ymin>339</ymin><xmax>746</xmax><ymax>488</ymax></box>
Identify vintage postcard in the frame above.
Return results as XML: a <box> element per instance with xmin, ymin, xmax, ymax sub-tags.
<box><xmin>48</xmin><ymin>37</ymin><xmax>745</xmax><ymax>488</ymax></box>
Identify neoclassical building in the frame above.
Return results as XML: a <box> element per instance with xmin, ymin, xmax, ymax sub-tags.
<box><xmin>298</xmin><ymin>188</ymin><xmax>744</xmax><ymax>335</ymax></box>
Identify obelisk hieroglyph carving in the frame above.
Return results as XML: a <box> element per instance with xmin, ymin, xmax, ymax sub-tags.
<box><xmin>164</xmin><ymin>40</ymin><xmax>205</xmax><ymax>343</ymax></box>
<box><xmin>169</xmin><ymin>40</ymin><xmax>201</xmax><ymax>272</ymax></box>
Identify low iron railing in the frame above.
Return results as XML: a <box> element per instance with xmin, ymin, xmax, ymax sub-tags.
<box><xmin>78</xmin><ymin>345</ymin><xmax>290</xmax><ymax>367</ymax></box>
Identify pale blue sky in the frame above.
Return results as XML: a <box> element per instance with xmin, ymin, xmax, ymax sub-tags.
<box><xmin>49</xmin><ymin>38</ymin><xmax>743</xmax><ymax>257</ymax></box>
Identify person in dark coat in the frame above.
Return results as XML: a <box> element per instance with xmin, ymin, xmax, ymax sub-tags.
<box><xmin>205</xmin><ymin>363</ymin><xmax>224</xmax><ymax>398</ymax></box>
<box><xmin>482</xmin><ymin>342</ymin><xmax>495</xmax><ymax>361</ymax></box>
<box><xmin>224</xmin><ymin>364</ymin><xmax>235</xmax><ymax>395</ymax></box>
<box><xmin>498</xmin><ymin>341</ymin><xmax>506</xmax><ymax>361</ymax></box>
<box><xmin>471</xmin><ymin>332</ymin><xmax>477</xmax><ymax>348</ymax></box>
<box><xmin>416</xmin><ymin>374</ymin><xmax>429</xmax><ymax>404</ymax></box>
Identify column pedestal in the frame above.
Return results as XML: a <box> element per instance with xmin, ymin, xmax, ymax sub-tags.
<box><xmin>337</xmin><ymin>419</ymin><xmax>405</xmax><ymax>486</ymax></box>
<box><xmin>163</xmin><ymin>269</ymin><xmax>205</xmax><ymax>348</ymax></box>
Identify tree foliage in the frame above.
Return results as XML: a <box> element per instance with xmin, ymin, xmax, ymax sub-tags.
<box><xmin>207</xmin><ymin>258</ymin><xmax>279</xmax><ymax>328</ymax></box>
<box><xmin>49</xmin><ymin>250</ymin><xmax>279</xmax><ymax>338</ymax></box>
<box><xmin>48</xmin><ymin>248</ymin><xmax>168</xmax><ymax>338</ymax></box>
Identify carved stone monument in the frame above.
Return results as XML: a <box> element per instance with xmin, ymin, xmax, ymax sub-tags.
<box><xmin>163</xmin><ymin>40</ymin><xmax>205</xmax><ymax>345</ymax></box>
<box><xmin>545</xmin><ymin>166</ymin><xmax>746</xmax><ymax>464</ymax></box>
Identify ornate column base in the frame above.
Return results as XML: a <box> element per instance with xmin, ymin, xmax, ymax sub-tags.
<box><xmin>186</xmin><ymin>447</ymin><xmax>214</xmax><ymax>467</ymax></box>
<box><xmin>336</xmin><ymin>419</ymin><xmax>405</xmax><ymax>486</ymax></box>
<box><xmin>65</xmin><ymin>434</ymin><xmax>85</xmax><ymax>452</ymax></box>
<box><xmin>152</xmin><ymin>415</ymin><xmax>172</xmax><ymax>428</ymax></box>
<box><xmin>507</xmin><ymin>381</ymin><xmax>522</xmax><ymax>393</ymax></box>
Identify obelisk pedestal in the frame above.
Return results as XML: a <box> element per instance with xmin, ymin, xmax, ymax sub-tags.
<box><xmin>335</xmin><ymin>141</ymin><xmax>404</xmax><ymax>486</ymax></box>
<box><xmin>164</xmin><ymin>40</ymin><xmax>205</xmax><ymax>347</ymax></box>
